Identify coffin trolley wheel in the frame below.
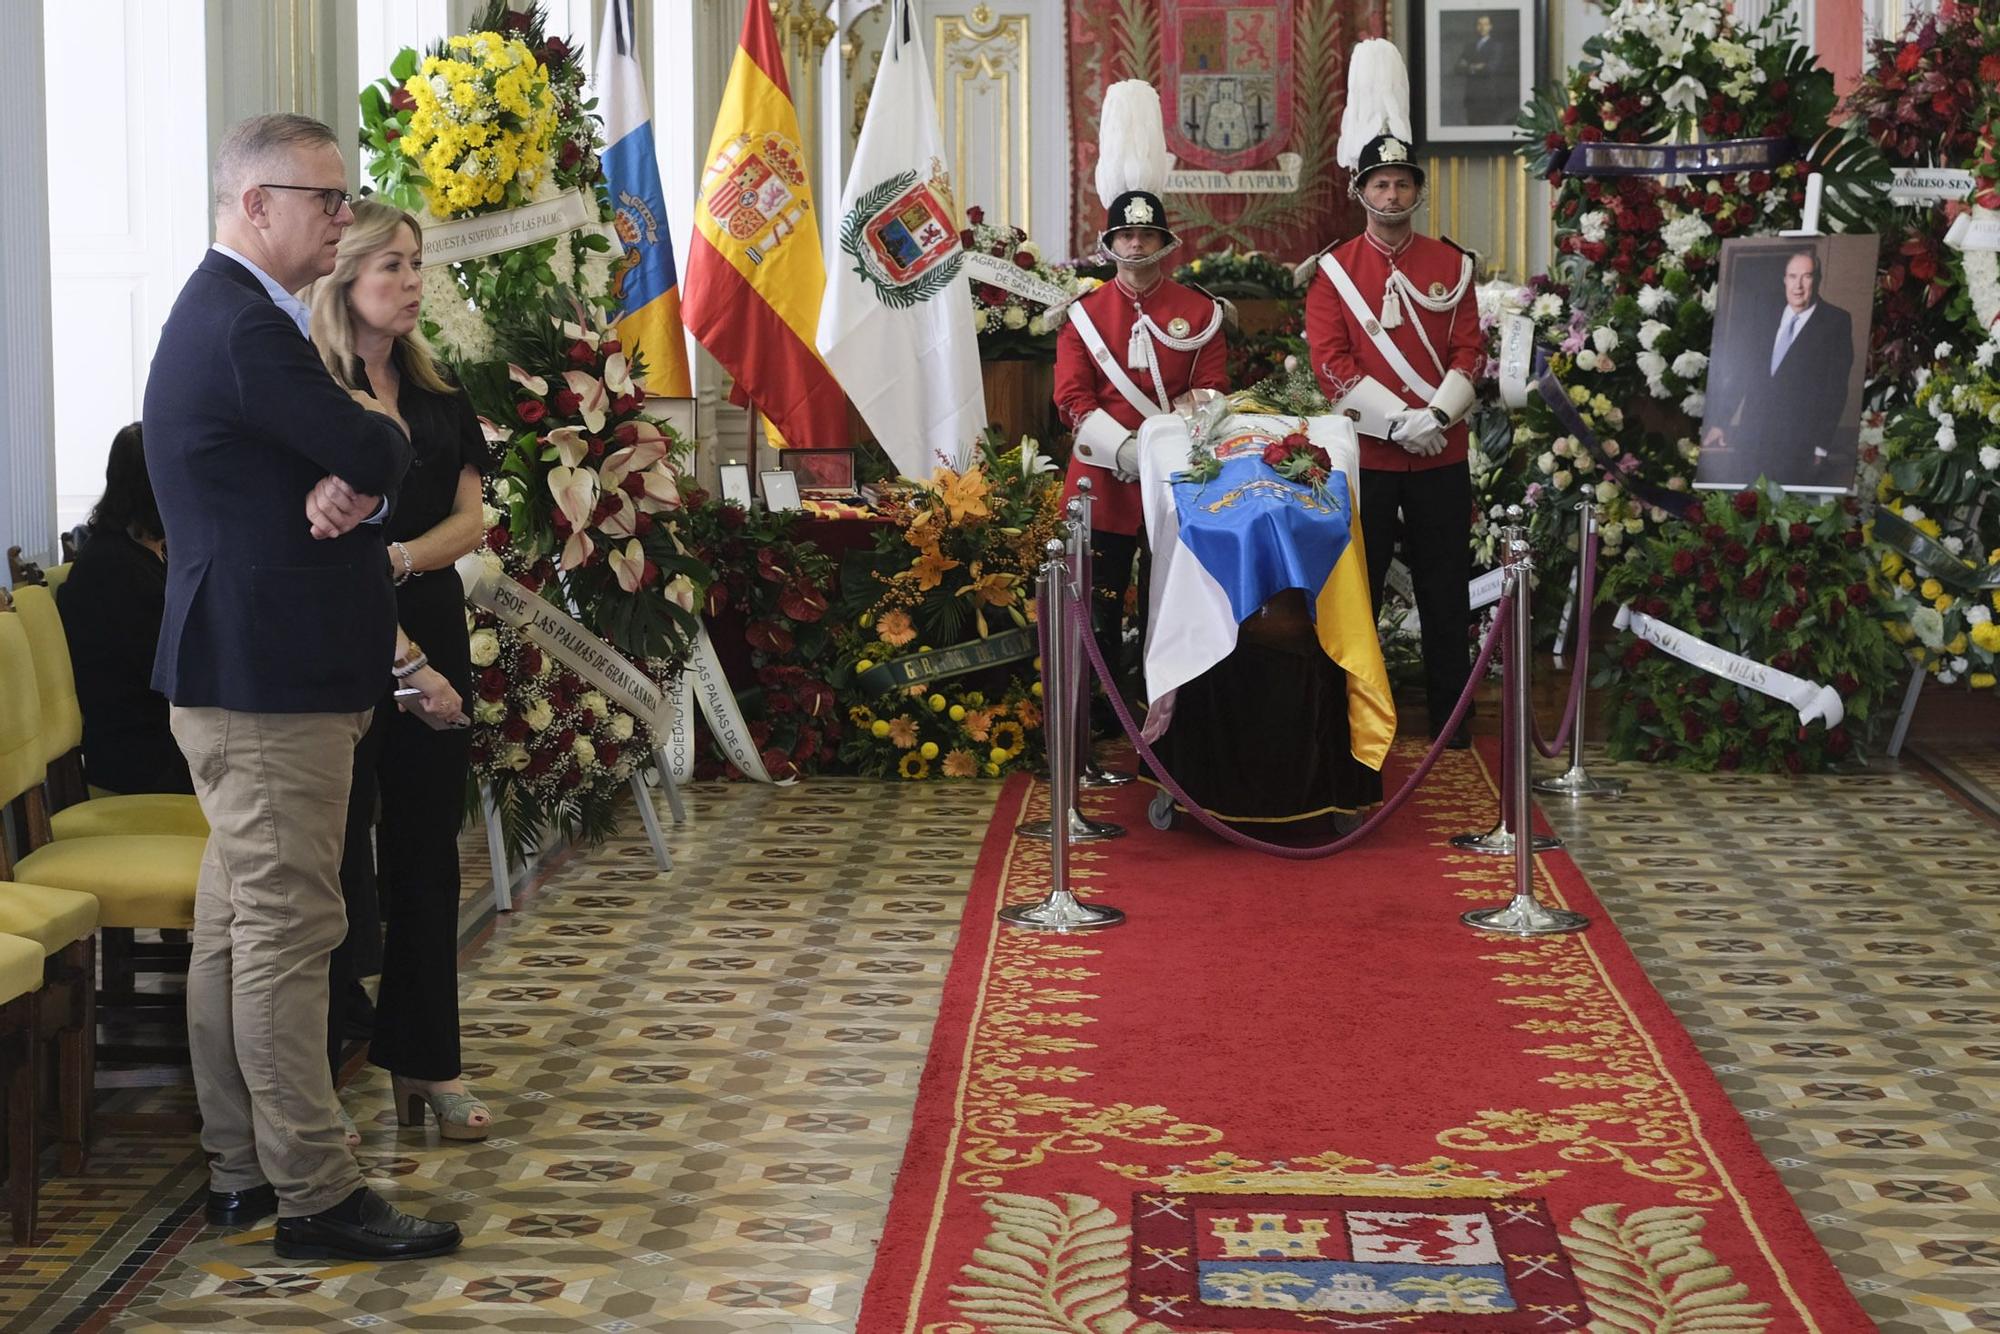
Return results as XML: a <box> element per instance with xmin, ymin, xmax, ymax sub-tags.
<box><xmin>1147</xmin><ymin>789</ymin><xmax>1178</xmax><ymax>831</ymax></box>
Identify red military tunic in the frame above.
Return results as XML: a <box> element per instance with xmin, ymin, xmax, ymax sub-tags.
<box><xmin>1054</xmin><ymin>276</ymin><xmax>1228</xmax><ymax>535</ymax></box>
<box><xmin>1304</xmin><ymin>232</ymin><xmax>1483</xmax><ymax>472</ymax></box>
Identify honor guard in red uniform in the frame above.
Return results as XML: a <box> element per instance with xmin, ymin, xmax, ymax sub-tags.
<box><xmin>1305</xmin><ymin>39</ymin><xmax>1483</xmax><ymax>746</ymax></box>
<box><xmin>1053</xmin><ymin>79</ymin><xmax>1227</xmax><ymax>721</ymax></box>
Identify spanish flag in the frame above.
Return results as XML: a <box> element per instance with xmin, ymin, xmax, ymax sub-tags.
<box><xmin>682</xmin><ymin>0</ymin><xmax>848</xmax><ymax>447</ymax></box>
<box><xmin>594</xmin><ymin>0</ymin><xmax>691</xmax><ymax>397</ymax></box>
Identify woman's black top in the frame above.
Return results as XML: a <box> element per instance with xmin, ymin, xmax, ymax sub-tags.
<box><xmin>57</xmin><ymin>528</ymin><xmax>192</xmax><ymax>794</ymax></box>
<box><xmin>356</xmin><ymin>361</ymin><xmax>487</xmax><ymax>543</ymax></box>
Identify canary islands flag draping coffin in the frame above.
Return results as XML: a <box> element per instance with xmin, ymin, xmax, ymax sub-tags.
<box><xmin>681</xmin><ymin>0</ymin><xmax>848</xmax><ymax>446</ymax></box>
<box><xmin>815</xmin><ymin>0</ymin><xmax>985</xmax><ymax>481</ymax></box>
<box><xmin>593</xmin><ymin>0</ymin><xmax>691</xmax><ymax>398</ymax></box>
<box><xmin>1138</xmin><ymin>413</ymin><xmax>1394</xmax><ymax>767</ymax></box>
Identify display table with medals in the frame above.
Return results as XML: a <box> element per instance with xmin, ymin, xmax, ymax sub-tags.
<box><xmin>1134</xmin><ymin>402</ymin><xmax>1396</xmax><ymax>834</ymax></box>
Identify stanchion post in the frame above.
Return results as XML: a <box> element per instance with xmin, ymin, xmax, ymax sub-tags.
<box><xmin>1450</xmin><ymin>513</ymin><xmax>1562</xmax><ymax>855</ymax></box>
<box><xmin>1073</xmin><ymin>479</ymin><xmax>1133</xmax><ymax>789</ymax></box>
<box><xmin>1463</xmin><ymin>527</ymin><xmax>1590</xmax><ymax>937</ymax></box>
<box><xmin>1019</xmin><ymin>501</ymin><xmax>1126</xmax><ymax>843</ymax></box>
<box><xmin>1535</xmin><ymin>499</ymin><xmax>1626</xmax><ymax>797</ymax></box>
<box><xmin>1001</xmin><ymin>542</ymin><xmax>1125</xmax><ymax>932</ymax></box>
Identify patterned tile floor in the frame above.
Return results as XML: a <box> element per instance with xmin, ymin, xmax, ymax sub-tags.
<box><xmin>4</xmin><ymin>739</ymin><xmax>1998</xmax><ymax>1331</ymax></box>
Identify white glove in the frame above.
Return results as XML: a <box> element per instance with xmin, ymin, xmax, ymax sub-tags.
<box><xmin>1387</xmin><ymin>407</ymin><xmax>1447</xmax><ymax>457</ymax></box>
<box><xmin>1112</xmin><ymin>435</ymin><xmax>1140</xmax><ymax>483</ymax></box>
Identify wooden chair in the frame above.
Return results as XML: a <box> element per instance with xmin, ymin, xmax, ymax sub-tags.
<box><xmin>0</xmin><ymin>932</ymin><xmax>43</xmax><ymax>1245</ymax></box>
<box><xmin>0</xmin><ymin>610</ymin><xmax>202</xmax><ymax>1082</ymax></box>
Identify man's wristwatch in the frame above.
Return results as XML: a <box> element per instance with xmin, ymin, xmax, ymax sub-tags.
<box><xmin>1427</xmin><ymin>406</ymin><xmax>1451</xmax><ymax>429</ymax></box>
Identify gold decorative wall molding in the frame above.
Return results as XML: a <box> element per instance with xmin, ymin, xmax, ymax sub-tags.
<box><xmin>1423</xmin><ymin>154</ymin><xmax>1540</xmax><ymax>282</ymax></box>
<box><xmin>934</xmin><ymin>9</ymin><xmax>1032</xmax><ymax>230</ymax></box>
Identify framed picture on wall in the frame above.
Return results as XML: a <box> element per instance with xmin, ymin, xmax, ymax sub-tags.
<box><xmin>1411</xmin><ymin>0</ymin><xmax>1545</xmax><ymax>152</ymax></box>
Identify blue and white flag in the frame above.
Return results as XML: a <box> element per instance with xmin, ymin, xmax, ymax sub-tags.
<box><xmin>1138</xmin><ymin>414</ymin><xmax>1394</xmax><ymax>766</ymax></box>
<box><xmin>594</xmin><ymin>0</ymin><xmax>692</xmax><ymax>397</ymax></box>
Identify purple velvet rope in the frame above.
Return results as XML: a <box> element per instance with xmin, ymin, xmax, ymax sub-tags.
<box><xmin>1064</xmin><ymin>587</ymin><xmax>1512</xmax><ymax>860</ymax></box>
<box><xmin>1531</xmin><ymin>532</ymin><xmax>1600</xmax><ymax>760</ymax></box>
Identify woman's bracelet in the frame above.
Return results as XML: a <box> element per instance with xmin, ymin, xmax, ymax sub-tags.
<box><xmin>390</xmin><ymin>540</ymin><xmax>414</xmax><ymax>586</ymax></box>
<box><xmin>391</xmin><ymin>639</ymin><xmax>428</xmax><ymax>679</ymax></box>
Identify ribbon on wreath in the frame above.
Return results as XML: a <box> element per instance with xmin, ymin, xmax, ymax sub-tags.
<box><xmin>853</xmin><ymin>626</ymin><xmax>1038</xmax><ymax>696</ymax></box>
<box><xmin>660</xmin><ymin>626</ymin><xmax>786</xmax><ymax>785</ymax></box>
<box><xmin>1873</xmin><ymin>509</ymin><xmax>2000</xmax><ymax>593</ymax></box>
<box><xmin>1614</xmin><ymin>603</ymin><xmax>1845</xmax><ymax>728</ymax></box>
<box><xmin>1554</xmin><ymin>136</ymin><xmax>1796</xmax><ymax>179</ymax></box>
<box><xmin>1498</xmin><ymin>315</ymin><xmax>1693</xmax><ymax>518</ymax></box>
<box><xmin>455</xmin><ymin>555</ymin><xmax>784</xmax><ymax>786</ymax></box>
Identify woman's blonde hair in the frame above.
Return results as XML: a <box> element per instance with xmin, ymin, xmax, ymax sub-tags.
<box><xmin>309</xmin><ymin>198</ymin><xmax>454</xmax><ymax>396</ymax></box>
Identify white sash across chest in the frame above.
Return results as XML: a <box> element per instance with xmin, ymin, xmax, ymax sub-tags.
<box><xmin>1067</xmin><ymin>301</ymin><xmax>1172</xmax><ymax>417</ymax></box>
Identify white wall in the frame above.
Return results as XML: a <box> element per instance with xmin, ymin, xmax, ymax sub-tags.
<box><xmin>43</xmin><ymin>0</ymin><xmax>209</xmax><ymax>533</ymax></box>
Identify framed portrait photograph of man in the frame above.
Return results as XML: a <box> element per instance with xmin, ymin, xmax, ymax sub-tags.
<box><xmin>1412</xmin><ymin>0</ymin><xmax>1544</xmax><ymax>150</ymax></box>
<box><xmin>1697</xmin><ymin>235</ymin><xmax>1878</xmax><ymax>495</ymax></box>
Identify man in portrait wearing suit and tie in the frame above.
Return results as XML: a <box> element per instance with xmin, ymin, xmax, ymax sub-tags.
<box><xmin>145</xmin><ymin>112</ymin><xmax>464</xmax><ymax>1261</ymax></box>
<box><xmin>1453</xmin><ymin>15</ymin><xmax>1512</xmax><ymax>125</ymax></box>
<box><xmin>1701</xmin><ymin>247</ymin><xmax>1853</xmax><ymax>487</ymax></box>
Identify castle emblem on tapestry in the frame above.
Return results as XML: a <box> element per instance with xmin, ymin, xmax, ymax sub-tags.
<box><xmin>700</xmin><ymin>131</ymin><xmax>811</xmax><ymax>263</ymax></box>
<box><xmin>839</xmin><ymin>159</ymin><xmax>963</xmax><ymax>309</ymax></box>
<box><xmin>1163</xmin><ymin>0</ymin><xmax>1296</xmax><ymax>172</ymax></box>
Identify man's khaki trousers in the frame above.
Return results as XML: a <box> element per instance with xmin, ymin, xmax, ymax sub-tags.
<box><xmin>171</xmin><ymin>705</ymin><xmax>371</xmax><ymax>1217</ymax></box>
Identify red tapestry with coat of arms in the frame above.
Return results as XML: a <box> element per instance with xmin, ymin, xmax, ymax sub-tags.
<box><xmin>1068</xmin><ymin>0</ymin><xmax>1382</xmax><ymax>259</ymax></box>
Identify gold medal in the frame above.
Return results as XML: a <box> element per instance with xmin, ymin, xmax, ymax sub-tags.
<box><xmin>1430</xmin><ymin>281</ymin><xmax>1446</xmax><ymax>298</ymax></box>
<box><xmin>1168</xmin><ymin>316</ymin><xmax>1191</xmax><ymax>337</ymax></box>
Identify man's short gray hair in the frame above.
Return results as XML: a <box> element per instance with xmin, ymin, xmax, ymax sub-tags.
<box><xmin>213</xmin><ymin>113</ymin><xmax>338</xmax><ymax>214</ymax></box>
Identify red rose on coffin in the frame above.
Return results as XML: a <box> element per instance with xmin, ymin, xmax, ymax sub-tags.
<box><xmin>1261</xmin><ymin>440</ymin><xmax>1290</xmax><ymax>468</ymax></box>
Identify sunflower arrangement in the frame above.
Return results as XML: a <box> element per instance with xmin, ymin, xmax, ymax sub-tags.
<box><xmin>829</xmin><ymin>430</ymin><xmax>1063</xmax><ymax>780</ymax></box>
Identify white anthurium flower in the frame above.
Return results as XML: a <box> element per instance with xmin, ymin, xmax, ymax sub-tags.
<box><xmin>663</xmin><ymin>573</ymin><xmax>697</xmax><ymax>614</ymax></box>
<box><xmin>547</xmin><ymin>426</ymin><xmax>590</xmax><ymax>468</ymax></box>
<box><xmin>563</xmin><ymin>370</ymin><xmax>610</xmax><ymax>432</ymax></box>
<box><xmin>558</xmin><ymin>319</ymin><xmax>601</xmax><ymax>348</ymax></box>
<box><xmin>603</xmin><ymin>352</ymin><xmax>633</xmax><ymax>396</ymax></box>
<box><xmin>549</xmin><ymin>464</ymin><xmax>598</xmax><ymax>529</ymax></box>
<box><xmin>599</xmin><ymin>489</ymin><xmax>638</xmax><ymax>537</ymax></box>
<box><xmin>562</xmin><ymin>529</ymin><xmax>595</xmax><ymax>571</ymax></box>
<box><xmin>477</xmin><ymin>415</ymin><xmax>509</xmax><ymax>444</ymax></box>
<box><xmin>608</xmin><ymin>537</ymin><xmax>648</xmax><ymax>593</ymax></box>
<box><xmin>507</xmin><ymin>363</ymin><xmax>548</xmax><ymax>396</ymax></box>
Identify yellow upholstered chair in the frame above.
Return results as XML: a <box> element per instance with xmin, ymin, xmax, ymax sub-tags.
<box><xmin>9</xmin><ymin>585</ymin><xmax>206</xmax><ymax>838</ymax></box>
<box><xmin>41</xmin><ymin>563</ymin><xmax>71</xmax><ymax>595</ymax></box>
<box><xmin>0</xmin><ymin>883</ymin><xmax>97</xmax><ymax>1176</ymax></box>
<box><xmin>0</xmin><ymin>608</ymin><xmax>202</xmax><ymax>1044</ymax></box>
<box><xmin>0</xmin><ymin>931</ymin><xmax>43</xmax><ymax>1244</ymax></box>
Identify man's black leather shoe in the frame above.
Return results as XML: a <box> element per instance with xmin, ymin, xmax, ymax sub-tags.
<box><xmin>206</xmin><ymin>1183</ymin><xmax>278</xmax><ymax>1226</ymax></box>
<box><xmin>273</xmin><ymin>1187</ymin><xmax>461</xmax><ymax>1261</ymax></box>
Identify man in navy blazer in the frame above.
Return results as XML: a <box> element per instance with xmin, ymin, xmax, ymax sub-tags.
<box><xmin>146</xmin><ymin>113</ymin><xmax>461</xmax><ymax>1262</ymax></box>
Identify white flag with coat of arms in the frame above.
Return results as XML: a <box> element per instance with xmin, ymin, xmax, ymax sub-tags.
<box><xmin>814</xmin><ymin>0</ymin><xmax>985</xmax><ymax>481</ymax></box>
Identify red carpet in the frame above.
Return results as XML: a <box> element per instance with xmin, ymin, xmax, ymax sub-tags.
<box><xmin>859</xmin><ymin>742</ymin><xmax>1873</xmax><ymax>1333</ymax></box>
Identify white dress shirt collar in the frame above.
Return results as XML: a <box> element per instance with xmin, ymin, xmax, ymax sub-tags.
<box><xmin>210</xmin><ymin>243</ymin><xmax>312</xmax><ymax>338</ymax></box>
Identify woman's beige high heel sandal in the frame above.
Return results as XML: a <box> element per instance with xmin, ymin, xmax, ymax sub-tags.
<box><xmin>392</xmin><ymin>1077</ymin><xmax>492</xmax><ymax>1141</ymax></box>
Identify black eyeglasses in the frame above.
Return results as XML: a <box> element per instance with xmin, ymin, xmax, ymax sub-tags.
<box><xmin>259</xmin><ymin>183</ymin><xmax>353</xmax><ymax>216</ymax></box>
